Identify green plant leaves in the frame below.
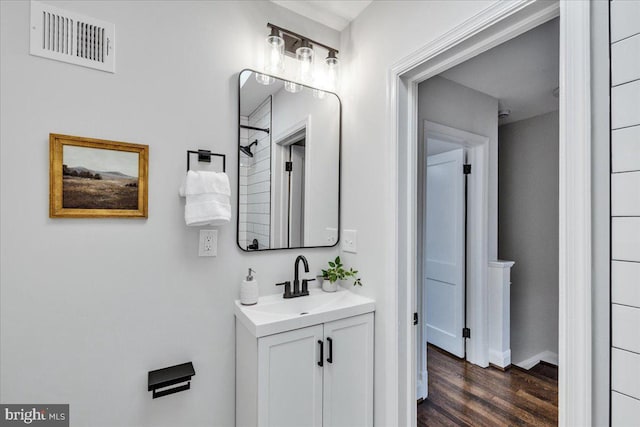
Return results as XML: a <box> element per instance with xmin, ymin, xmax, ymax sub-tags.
<box><xmin>321</xmin><ymin>257</ymin><xmax>363</xmax><ymax>286</ymax></box>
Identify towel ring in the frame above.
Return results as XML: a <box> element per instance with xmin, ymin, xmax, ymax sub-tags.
<box><xmin>187</xmin><ymin>150</ymin><xmax>226</xmax><ymax>172</ymax></box>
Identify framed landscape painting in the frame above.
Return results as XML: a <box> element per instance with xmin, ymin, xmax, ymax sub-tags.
<box><xmin>49</xmin><ymin>134</ymin><xmax>149</xmax><ymax>218</ymax></box>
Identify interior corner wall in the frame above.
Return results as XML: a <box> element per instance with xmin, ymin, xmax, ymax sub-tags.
<box><xmin>498</xmin><ymin>111</ymin><xmax>560</xmax><ymax>366</ymax></box>
<box><xmin>0</xmin><ymin>2</ymin><xmax>339</xmax><ymax>426</ymax></box>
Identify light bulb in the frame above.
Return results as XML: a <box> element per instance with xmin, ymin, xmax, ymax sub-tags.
<box><xmin>313</xmin><ymin>89</ymin><xmax>326</xmax><ymax>99</ymax></box>
<box><xmin>325</xmin><ymin>51</ymin><xmax>339</xmax><ymax>91</ymax></box>
<box><xmin>284</xmin><ymin>80</ymin><xmax>302</xmax><ymax>93</ymax></box>
<box><xmin>255</xmin><ymin>72</ymin><xmax>274</xmax><ymax>86</ymax></box>
<box><xmin>264</xmin><ymin>27</ymin><xmax>284</xmax><ymax>76</ymax></box>
<box><xmin>296</xmin><ymin>40</ymin><xmax>314</xmax><ymax>84</ymax></box>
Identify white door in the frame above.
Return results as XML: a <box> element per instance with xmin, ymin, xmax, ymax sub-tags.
<box><xmin>424</xmin><ymin>148</ymin><xmax>466</xmax><ymax>358</ymax></box>
<box><xmin>258</xmin><ymin>325</ymin><xmax>323</xmax><ymax>427</ymax></box>
<box><xmin>323</xmin><ymin>313</ymin><xmax>374</xmax><ymax>427</ymax></box>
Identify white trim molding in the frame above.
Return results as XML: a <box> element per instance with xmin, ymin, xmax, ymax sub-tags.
<box><xmin>387</xmin><ymin>0</ymin><xmax>592</xmax><ymax>425</ymax></box>
<box><xmin>558</xmin><ymin>1</ymin><xmax>592</xmax><ymax>426</ymax></box>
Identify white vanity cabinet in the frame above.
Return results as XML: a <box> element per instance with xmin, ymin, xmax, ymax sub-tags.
<box><xmin>236</xmin><ymin>312</ymin><xmax>374</xmax><ymax>427</ymax></box>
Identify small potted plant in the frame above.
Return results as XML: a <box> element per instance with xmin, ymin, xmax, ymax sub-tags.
<box><xmin>319</xmin><ymin>256</ymin><xmax>362</xmax><ymax>292</ymax></box>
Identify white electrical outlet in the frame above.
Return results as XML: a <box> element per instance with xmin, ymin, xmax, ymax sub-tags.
<box><xmin>199</xmin><ymin>230</ymin><xmax>218</xmax><ymax>257</ymax></box>
<box><xmin>342</xmin><ymin>229</ymin><xmax>357</xmax><ymax>253</ymax></box>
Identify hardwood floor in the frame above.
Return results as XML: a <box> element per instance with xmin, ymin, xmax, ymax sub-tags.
<box><xmin>418</xmin><ymin>345</ymin><xmax>558</xmax><ymax>427</ymax></box>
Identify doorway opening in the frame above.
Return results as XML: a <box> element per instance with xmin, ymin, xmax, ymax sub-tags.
<box><xmin>415</xmin><ymin>14</ymin><xmax>561</xmax><ymax>425</ymax></box>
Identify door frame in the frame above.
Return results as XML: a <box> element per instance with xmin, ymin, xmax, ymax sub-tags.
<box><xmin>418</xmin><ymin>123</ymin><xmax>489</xmax><ymax>399</ymax></box>
<box><xmin>271</xmin><ymin>116</ymin><xmax>311</xmax><ymax>248</ymax></box>
<box><xmin>386</xmin><ymin>1</ymin><xmax>592</xmax><ymax>426</ymax></box>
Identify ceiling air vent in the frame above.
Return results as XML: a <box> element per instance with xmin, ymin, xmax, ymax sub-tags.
<box><xmin>29</xmin><ymin>1</ymin><xmax>115</xmax><ymax>73</ymax></box>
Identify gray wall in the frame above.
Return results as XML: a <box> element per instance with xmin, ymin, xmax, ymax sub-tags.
<box><xmin>498</xmin><ymin>111</ymin><xmax>559</xmax><ymax>365</ymax></box>
<box><xmin>0</xmin><ymin>2</ymin><xmax>339</xmax><ymax>426</ymax></box>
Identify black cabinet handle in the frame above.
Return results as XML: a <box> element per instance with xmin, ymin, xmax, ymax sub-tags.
<box><xmin>317</xmin><ymin>340</ymin><xmax>323</xmax><ymax>367</ymax></box>
<box><xmin>327</xmin><ymin>337</ymin><xmax>333</xmax><ymax>364</ymax></box>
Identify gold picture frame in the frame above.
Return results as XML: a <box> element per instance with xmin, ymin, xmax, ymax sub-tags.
<box><xmin>49</xmin><ymin>134</ymin><xmax>149</xmax><ymax>218</ymax></box>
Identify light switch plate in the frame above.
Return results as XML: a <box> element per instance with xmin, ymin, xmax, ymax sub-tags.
<box><xmin>342</xmin><ymin>229</ymin><xmax>357</xmax><ymax>253</ymax></box>
<box><xmin>199</xmin><ymin>230</ymin><xmax>217</xmax><ymax>257</ymax></box>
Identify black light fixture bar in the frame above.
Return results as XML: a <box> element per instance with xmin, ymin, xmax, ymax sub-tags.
<box><xmin>267</xmin><ymin>23</ymin><xmax>339</xmax><ymax>55</ymax></box>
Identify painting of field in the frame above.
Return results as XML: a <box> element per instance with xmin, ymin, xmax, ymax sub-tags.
<box><xmin>62</xmin><ymin>145</ymin><xmax>140</xmax><ymax>210</ymax></box>
<box><xmin>62</xmin><ymin>175</ymin><xmax>138</xmax><ymax>210</ymax></box>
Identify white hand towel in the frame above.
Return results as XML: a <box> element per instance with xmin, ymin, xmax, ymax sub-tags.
<box><xmin>179</xmin><ymin>171</ymin><xmax>231</xmax><ymax>226</ymax></box>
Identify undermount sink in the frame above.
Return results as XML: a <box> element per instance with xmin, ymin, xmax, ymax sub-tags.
<box><xmin>234</xmin><ymin>286</ymin><xmax>375</xmax><ymax>337</ymax></box>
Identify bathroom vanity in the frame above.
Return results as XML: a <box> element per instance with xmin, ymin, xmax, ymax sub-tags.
<box><xmin>235</xmin><ymin>288</ymin><xmax>374</xmax><ymax>427</ymax></box>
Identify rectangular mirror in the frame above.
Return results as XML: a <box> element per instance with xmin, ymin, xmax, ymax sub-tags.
<box><xmin>237</xmin><ymin>69</ymin><xmax>341</xmax><ymax>251</ymax></box>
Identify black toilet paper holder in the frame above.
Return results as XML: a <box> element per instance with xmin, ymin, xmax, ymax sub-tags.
<box><xmin>148</xmin><ymin>362</ymin><xmax>195</xmax><ymax>399</ymax></box>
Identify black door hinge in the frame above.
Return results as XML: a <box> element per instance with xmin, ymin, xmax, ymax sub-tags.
<box><xmin>413</xmin><ymin>312</ymin><xmax>419</xmax><ymax>326</ymax></box>
<box><xmin>462</xmin><ymin>327</ymin><xmax>471</xmax><ymax>338</ymax></box>
<box><xmin>285</xmin><ymin>161</ymin><xmax>293</xmax><ymax>172</ymax></box>
<box><xmin>463</xmin><ymin>164</ymin><xmax>471</xmax><ymax>175</ymax></box>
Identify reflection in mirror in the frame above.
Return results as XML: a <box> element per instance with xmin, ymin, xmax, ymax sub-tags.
<box><xmin>238</xmin><ymin>70</ymin><xmax>340</xmax><ymax>251</ymax></box>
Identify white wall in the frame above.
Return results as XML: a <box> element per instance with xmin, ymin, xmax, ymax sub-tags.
<box><xmin>338</xmin><ymin>1</ymin><xmax>496</xmax><ymax>424</ymax></box>
<box><xmin>498</xmin><ymin>111</ymin><xmax>559</xmax><ymax>366</ymax></box>
<box><xmin>0</xmin><ymin>2</ymin><xmax>340</xmax><ymax>426</ymax></box>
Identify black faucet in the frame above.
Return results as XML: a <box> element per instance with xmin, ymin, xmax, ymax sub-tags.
<box><xmin>276</xmin><ymin>255</ymin><xmax>315</xmax><ymax>299</ymax></box>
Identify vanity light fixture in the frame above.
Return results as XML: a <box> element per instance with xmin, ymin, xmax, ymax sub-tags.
<box><xmin>257</xmin><ymin>27</ymin><xmax>285</xmax><ymax>85</ymax></box>
<box><xmin>296</xmin><ymin>39</ymin><xmax>314</xmax><ymax>84</ymax></box>
<box><xmin>264</xmin><ymin>23</ymin><xmax>340</xmax><ymax>92</ymax></box>
<box><xmin>325</xmin><ymin>50</ymin><xmax>339</xmax><ymax>91</ymax></box>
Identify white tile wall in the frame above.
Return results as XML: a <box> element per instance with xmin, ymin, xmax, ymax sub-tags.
<box><xmin>612</xmin><ymin>261</ymin><xmax>640</xmax><ymax>307</ymax></box>
<box><xmin>612</xmin><ymin>34</ymin><xmax>640</xmax><ymax>86</ymax></box>
<box><xmin>612</xmin><ymin>171</ymin><xmax>640</xmax><ymax>216</ymax></box>
<box><xmin>612</xmin><ymin>126</ymin><xmax>640</xmax><ymax>173</ymax></box>
<box><xmin>610</xmin><ymin>0</ymin><xmax>640</xmax><ymax>43</ymax></box>
<box><xmin>244</xmin><ymin>97</ymin><xmax>271</xmax><ymax>249</ymax></box>
<box><xmin>612</xmin><ymin>348</ymin><xmax>640</xmax><ymax>400</ymax></box>
<box><xmin>612</xmin><ymin>80</ymin><xmax>640</xmax><ymax>129</ymax></box>
<box><xmin>612</xmin><ymin>304</ymin><xmax>640</xmax><ymax>354</ymax></box>
<box><xmin>612</xmin><ymin>218</ymin><xmax>640</xmax><ymax>261</ymax></box>
<box><xmin>611</xmin><ymin>5</ymin><xmax>640</xmax><ymax>420</ymax></box>
<box><xmin>612</xmin><ymin>392</ymin><xmax>640</xmax><ymax>426</ymax></box>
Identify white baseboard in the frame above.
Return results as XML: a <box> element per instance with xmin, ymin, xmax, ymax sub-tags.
<box><xmin>514</xmin><ymin>350</ymin><xmax>559</xmax><ymax>370</ymax></box>
<box><xmin>489</xmin><ymin>349</ymin><xmax>511</xmax><ymax>368</ymax></box>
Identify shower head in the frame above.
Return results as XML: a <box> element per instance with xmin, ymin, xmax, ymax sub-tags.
<box><xmin>240</xmin><ymin>140</ymin><xmax>258</xmax><ymax>158</ymax></box>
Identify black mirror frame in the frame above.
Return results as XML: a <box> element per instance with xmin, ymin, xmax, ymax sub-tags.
<box><xmin>236</xmin><ymin>69</ymin><xmax>341</xmax><ymax>252</ymax></box>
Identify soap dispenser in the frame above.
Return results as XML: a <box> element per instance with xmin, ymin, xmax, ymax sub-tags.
<box><xmin>240</xmin><ymin>268</ymin><xmax>258</xmax><ymax>305</ymax></box>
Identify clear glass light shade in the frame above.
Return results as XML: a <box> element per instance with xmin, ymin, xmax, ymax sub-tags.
<box><xmin>284</xmin><ymin>81</ymin><xmax>302</xmax><ymax>93</ymax></box>
<box><xmin>264</xmin><ymin>34</ymin><xmax>284</xmax><ymax>74</ymax></box>
<box><xmin>296</xmin><ymin>45</ymin><xmax>314</xmax><ymax>84</ymax></box>
<box><xmin>255</xmin><ymin>72</ymin><xmax>274</xmax><ymax>86</ymax></box>
<box><xmin>325</xmin><ymin>56</ymin><xmax>339</xmax><ymax>91</ymax></box>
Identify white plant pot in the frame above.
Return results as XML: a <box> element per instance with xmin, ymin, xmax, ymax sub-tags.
<box><xmin>321</xmin><ymin>278</ymin><xmax>338</xmax><ymax>292</ymax></box>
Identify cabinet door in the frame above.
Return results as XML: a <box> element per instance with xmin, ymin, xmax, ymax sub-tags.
<box><xmin>323</xmin><ymin>313</ymin><xmax>374</xmax><ymax>427</ymax></box>
<box><xmin>258</xmin><ymin>324</ymin><xmax>324</xmax><ymax>427</ymax></box>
